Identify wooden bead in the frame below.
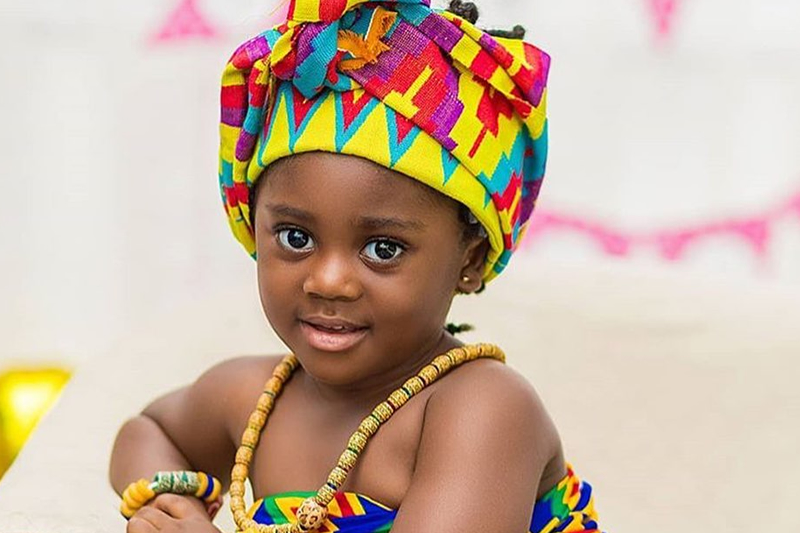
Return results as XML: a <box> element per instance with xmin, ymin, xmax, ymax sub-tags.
<box><xmin>265</xmin><ymin>378</ymin><xmax>282</xmax><ymax>395</ymax></box>
<box><xmin>256</xmin><ymin>394</ymin><xmax>274</xmax><ymax>412</ymax></box>
<box><xmin>431</xmin><ymin>356</ymin><xmax>451</xmax><ymax>373</ymax></box>
<box><xmin>194</xmin><ymin>473</ymin><xmax>210</xmax><ymax>498</ymax></box>
<box><xmin>236</xmin><ymin>446</ymin><xmax>253</xmax><ymax>465</ymax></box>
<box><xmin>242</xmin><ymin>427</ymin><xmax>261</xmax><ymax>447</ymax></box>
<box><xmin>130</xmin><ymin>479</ymin><xmax>154</xmax><ymax>502</ymax></box>
<box><xmin>273</xmin><ymin>362</ymin><xmax>292</xmax><ymax>382</ymax></box>
<box><xmin>316</xmin><ymin>484</ymin><xmax>336</xmax><ymax>503</ymax></box>
<box><xmin>403</xmin><ymin>376</ymin><xmax>425</xmax><ymax>394</ymax></box>
<box><xmin>445</xmin><ymin>351</ymin><xmax>459</xmax><ymax>365</ymax></box>
<box><xmin>249</xmin><ymin>410</ymin><xmax>267</xmax><ymax>429</ymax></box>
<box><xmin>358</xmin><ymin>416</ymin><xmax>380</xmax><ymax>435</ymax></box>
<box><xmin>373</xmin><ymin>401</ymin><xmax>393</xmax><ymax>422</ymax></box>
<box><xmin>347</xmin><ymin>432</ymin><xmax>368</xmax><ymax>452</ymax></box>
<box><xmin>338</xmin><ymin>449</ymin><xmax>358</xmax><ymax>470</ymax></box>
<box><xmin>419</xmin><ymin>365</ymin><xmax>438</xmax><ymax>384</ymax></box>
<box><xmin>232</xmin><ymin>463</ymin><xmax>248</xmax><ymax>481</ymax></box>
<box><xmin>229</xmin><ymin>481</ymin><xmax>246</xmax><ymax>498</ymax></box>
<box><xmin>327</xmin><ymin>466</ymin><xmax>348</xmax><ymax>488</ymax></box>
<box><xmin>388</xmin><ymin>389</ymin><xmax>409</xmax><ymax>409</ymax></box>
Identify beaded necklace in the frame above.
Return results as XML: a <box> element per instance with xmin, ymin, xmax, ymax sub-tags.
<box><xmin>229</xmin><ymin>343</ymin><xmax>505</xmax><ymax>533</ymax></box>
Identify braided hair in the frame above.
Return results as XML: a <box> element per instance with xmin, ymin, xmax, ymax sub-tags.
<box><xmin>446</xmin><ymin>0</ymin><xmax>527</xmax><ymax>40</ymax></box>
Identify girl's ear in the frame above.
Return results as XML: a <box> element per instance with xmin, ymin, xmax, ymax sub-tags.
<box><xmin>457</xmin><ymin>238</ymin><xmax>490</xmax><ymax>294</ymax></box>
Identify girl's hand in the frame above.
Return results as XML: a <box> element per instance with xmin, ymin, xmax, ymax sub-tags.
<box><xmin>127</xmin><ymin>494</ymin><xmax>221</xmax><ymax>533</ymax></box>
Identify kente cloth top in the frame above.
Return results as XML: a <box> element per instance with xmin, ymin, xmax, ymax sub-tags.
<box><xmin>219</xmin><ymin>0</ymin><xmax>550</xmax><ymax>282</ymax></box>
<box><xmin>247</xmin><ymin>464</ymin><xmax>601</xmax><ymax>532</ymax></box>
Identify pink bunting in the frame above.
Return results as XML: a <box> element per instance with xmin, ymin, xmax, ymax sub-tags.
<box><xmin>784</xmin><ymin>192</ymin><xmax>800</xmax><ymax>218</ymax></box>
<box><xmin>648</xmin><ymin>0</ymin><xmax>679</xmax><ymax>39</ymax></box>
<box><xmin>523</xmin><ymin>185</ymin><xmax>800</xmax><ymax>264</ymax></box>
<box><xmin>151</xmin><ymin>0</ymin><xmax>220</xmax><ymax>44</ymax></box>
<box><xmin>653</xmin><ymin>229</ymin><xmax>700</xmax><ymax>261</ymax></box>
<box><xmin>528</xmin><ymin>213</ymin><xmax>631</xmax><ymax>257</ymax></box>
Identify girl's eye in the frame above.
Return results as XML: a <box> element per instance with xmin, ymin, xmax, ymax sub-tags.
<box><xmin>277</xmin><ymin>228</ymin><xmax>314</xmax><ymax>252</ymax></box>
<box><xmin>362</xmin><ymin>239</ymin><xmax>405</xmax><ymax>263</ymax></box>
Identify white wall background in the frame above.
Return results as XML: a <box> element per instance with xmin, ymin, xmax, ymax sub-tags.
<box><xmin>1</xmin><ymin>2</ymin><xmax>800</xmax><ymax>531</ymax></box>
<box><xmin>1</xmin><ymin>0</ymin><xmax>799</xmax><ymax>365</ymax></box>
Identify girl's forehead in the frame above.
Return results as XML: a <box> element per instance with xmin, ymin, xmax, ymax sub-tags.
<box><xmin>264</xmin><ymin>152</ymin><xmax>456</xmax><ymax>212</ymax></box>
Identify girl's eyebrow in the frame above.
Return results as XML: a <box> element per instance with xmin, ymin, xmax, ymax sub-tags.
<box><xmin>357</xmin><ymin>215</ymin><xmax>426</xmax><ymax>231</ymax></box>
<box><xmin>265</xmin><ymin>203</ymin><xmax>315</xmax><ymax>222</ymax></box>
<box><xmin>266</xmin><ymin>203</ymin><xmax>424</xmax><ymax>231</ymax></box>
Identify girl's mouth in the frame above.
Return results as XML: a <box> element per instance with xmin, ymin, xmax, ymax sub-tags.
<box><xmin>299</xmin><ymin>320</ymin><xmax>369</xmax><ymax>352</ymax></box>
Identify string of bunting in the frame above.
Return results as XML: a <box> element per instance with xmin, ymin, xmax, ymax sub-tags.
<box><xmin>148</xmin><ymin>0</ymin><xmax>679</xmax><ymax>44</ymax></box>
<box><xmin>523</xmin><ymin>186</ymin><xmax>800</xmax><ymax>262</ymax></box>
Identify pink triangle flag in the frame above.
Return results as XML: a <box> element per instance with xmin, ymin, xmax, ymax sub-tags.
<box><xmin>151</xmin><ymin>0</ymin><xmax>220</xmax><ymax>43</ymax></box>
<box><xmin>649</xmin><ymin>0</ymin><xmax>679</xmax><ymax>39</ymax></box>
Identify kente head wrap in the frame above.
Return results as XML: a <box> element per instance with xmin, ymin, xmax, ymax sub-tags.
<box><xmin>219</xmin><ymin>0</ymin><xmax>550</xmax><ymax>282</ymax></box>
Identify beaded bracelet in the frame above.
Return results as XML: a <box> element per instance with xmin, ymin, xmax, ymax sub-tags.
<box><xmin>120</xmin><ymin>470</ymin><xmax>223</xmax><ymax>519</ymax></box>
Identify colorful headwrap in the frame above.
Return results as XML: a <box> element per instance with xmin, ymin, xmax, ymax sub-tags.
<box><xmin>219</xmin><ymin>0</ymin><xmax>550</xmax><ymax>282</ymax></box>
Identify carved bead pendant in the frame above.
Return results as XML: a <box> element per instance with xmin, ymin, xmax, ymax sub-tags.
<box><xmin>296</xmin><ymin>497</ymin><xmax>328</xmax><ymax>531</ymax></box>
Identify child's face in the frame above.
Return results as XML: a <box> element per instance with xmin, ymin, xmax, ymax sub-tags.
<box><xmin>253</xmin><ymin>152</ymin><xmax>485</xmax><ymax>388</ymax></box>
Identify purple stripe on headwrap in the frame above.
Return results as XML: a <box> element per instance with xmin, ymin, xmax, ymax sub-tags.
<box><xmin>235</xmin><ymin>131</ymin><xmax>258</xmax><ymax>162</ymax></box>
<box><xmin>478</xmin><ymin>33</ymin><xmax>500</xmax><ymax>53</ymax></box>
<box><xmin>417</xmin><ymin>13</ymin><xmax>461</xmax><ymax>53</ymax></box>
<box><xmin>520</xmin><ymin>177</ymin><xmax>543</xmax><ymax>223</ymax></box>
<box><xmin>369</xmin><ymin>45</ymin><xmax>405</xmax><ymax>77</ymax></box>
<box><xmin>294</xmin><ymin>24</ymin><xmax>325</xmax><ymax>68</ymax></box>
<box><xmin>388</xmin><ymin>20</ymin><xmax>428</xmax><ymax>57</ymax></box>
<box><xmin>244</xmin><ymin>35</ymin><xmax>272</xmax><ymax>63</ymax></box>
<box><xmin>528</xmin><ymin>51</ymin><xmax>550</xmax><ymax>106</ymax></box>
<box><xmin>428</xmin><ymin>88</ymin><xmax>462</xmax><ymax>147</ymax></box>
<box><xmin>221</xmin><ymin>107</ymin><xmax>247</xmax><ymax>127</ymax></box>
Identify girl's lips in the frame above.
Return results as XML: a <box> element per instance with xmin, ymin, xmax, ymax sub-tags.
<box><xmin>299</xmin><ymin>321</ymin><xmax>368</xmax><ymax>352</ymax></box>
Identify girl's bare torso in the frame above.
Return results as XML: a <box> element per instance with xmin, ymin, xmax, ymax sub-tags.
<box><xmin>225</xmin><ymin>355</ymin><xmax>566</xmax><ymax>508</ymax></box>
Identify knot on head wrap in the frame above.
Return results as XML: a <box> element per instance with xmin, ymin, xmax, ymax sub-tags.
<box><xmin>219</xmin><ymin>0</ymin><xmax>550</xmax><ymax>283</ymax></box>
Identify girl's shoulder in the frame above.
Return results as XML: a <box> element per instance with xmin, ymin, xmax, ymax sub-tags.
<box><xmin>193</xmin><ymin>353</ymin><xmax>288</xmax><ymax>414</ymax></box>
<box><xmin>196</xmin><ymin>354</ymin><xmax>286</xmax><ymax>390</ymax></box>
<box><xmin>422</xmin><ymin>355</ymin><xmax>562</xmax><ymax>476</ymax></box>
<box><xmin>430</xmin><ymin>356</ymin><xmax>555</xmax><ymax>427</ymax></box>
<box><xmin>156</xmin><ymin>354</ymin><xmax>288</xmax><ymax>445</ymax></box>
<box><xmin>391</xmin><ymin>356</ymin><xmax>564</xmax><ymax>527</ymax></box>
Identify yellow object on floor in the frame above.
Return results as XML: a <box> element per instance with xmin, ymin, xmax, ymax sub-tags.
<box><xmin>0</xmin><ymin>368</ymin><xmax>71</xmax><ymax>479</ymax></box>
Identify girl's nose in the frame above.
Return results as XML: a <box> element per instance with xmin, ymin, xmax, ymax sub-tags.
<box><xmin>302</xmin><ymin>252</ymin><xmax>362</xmax><ymax>301</ymax></box>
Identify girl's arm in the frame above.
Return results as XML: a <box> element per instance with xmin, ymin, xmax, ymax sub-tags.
<box><xmin>109</xmin><ymin>411</ymin><xmax>200</xmax><ymax>494</ymax></box>
<box><xmin>109</xmin><ymin>356</ymin><xmax>279</xmax><ymax>501</ymax></box>
<box><xmin>390</xmin><ymin>361</ymin><xmax>561</xmax><ymax>533</ymax></box>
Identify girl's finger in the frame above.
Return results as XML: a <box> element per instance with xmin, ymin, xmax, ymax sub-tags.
<box><xmin>128</xmin><ymin>507</ymin><xmax>170</xmax><ymax>532</ymax></box>
<box><xmin>127</xmin><ymin>516</ymin><xmax>159</xmax><ymax>533</ymax></box>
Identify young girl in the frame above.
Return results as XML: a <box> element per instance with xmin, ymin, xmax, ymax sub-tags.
<box><xmin>109</xmin><ymin>1</ymin><xmax>601</xmax><ymax>531</ymax></box>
